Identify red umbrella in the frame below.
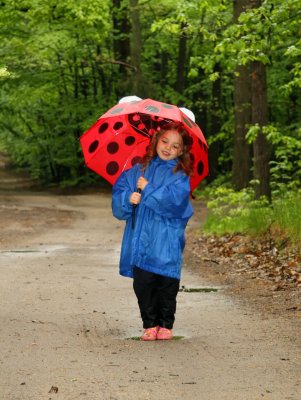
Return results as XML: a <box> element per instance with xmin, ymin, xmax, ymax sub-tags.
<box><xmin>80</xmin><ymin>98</ymin><xmax>209</xmax><ymax>191</ymax></box>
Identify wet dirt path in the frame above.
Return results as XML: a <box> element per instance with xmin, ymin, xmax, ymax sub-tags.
<box><xmin>0</xmin><ymin>190</ymin><xmax>300</xmax><ymax>400</ymax></box>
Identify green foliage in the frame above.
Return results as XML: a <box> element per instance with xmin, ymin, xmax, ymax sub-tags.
<box><xmin>202</xmin><ymin>186</ymin><xmax>272</xmax><ymax>235</ymax></box>
<box><xmin>0</xmin><ymin>0</ymin><xmax>300</xmax><ymax>193</ymax></box>
<box><xmin>245</xmin><ymin>123</ymin><xmax>301</xmax><ymax>192</ymax></box>
<box><xmin>0</xmin><ymin>0</ymin><xmax>113</xmax><ymax>186</ymax></box>
<box><xmin>199</xmin><ymin>186</ymin><xmax>301</xmax><ymax>242</ymax></box>
<box><xmin>265</xmin><ymin>125</ymin><xmax>301</xmax><ymax>193</ymax></box>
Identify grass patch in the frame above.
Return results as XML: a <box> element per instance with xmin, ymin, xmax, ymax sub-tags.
<box><xmin>272</xmin><ymin>196</ymin><xmax>301</xmax><ymax>242</ymax></box>
<box><xmin>200</xmin><ymin>187</ymin><xmax>301</xmax><ymax>243</ymax></box>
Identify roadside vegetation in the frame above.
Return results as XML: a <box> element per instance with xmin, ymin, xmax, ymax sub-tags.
<box><xmin>197</xmin><ymin>186</ymin><xmax>301</xmax><ymax>243</ymax></box>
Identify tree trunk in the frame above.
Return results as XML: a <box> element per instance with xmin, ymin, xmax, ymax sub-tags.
<box><xmin>129</xmin><ymin>0</ymin><xmax>143</xmax><ymax>95</ymax></box>
<box><xmin>112</xmin><ymin>0</ymin><xmax>131</xmax><ymax>74</ymax></box>
<box><xmin>232</xmin><ymin>63</ymin><xmax>252</xmax><ymax>189</ymax></box>
<box><xmin>248</xmin><ymin>0</ymin><xmax>271</xmax><ymax>199</ymax></box>
<box><xmin>91</xmin><ymin>61</ymin><xmax>98</xmax><ymax>100</ymax></box>
<box><xmin>175</xmin><ymin>22</ymin><xmax>187</xmax><ymax>94</ymax></box>
<box><xmin>73</xmin><ymin>56</ymin><xmax>79</xmax><ymax>99</ymax></box>
<box><xmin>207</xmin><ymin>63</ymin><xmax>222</xmax><ymax>183</ymax></box>
<box><xmin>232</xmin><ymin>0</ymin><xmax>252</xmax><ymax>190</ymax></box>
<box><xmin>80</xmin><ymin>62</ymin><xmax>89</xmax><ymax>99</ymax></box>
<box><xmin>57</xmin><ymin>53</ymin><xmax>68</xmax><ymax>97</ymax></box>
<box><xmin>160</xmin><ymin>51</ymin><xmax>169</xmax><ymax>84</ymax></box>
<box><xmin>251</xmin><ymin>60</ymin><xmax>271</xmax><ymax>199</ymax></box>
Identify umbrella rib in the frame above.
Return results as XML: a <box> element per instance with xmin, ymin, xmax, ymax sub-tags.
<box><xmin>121</xmin><ymin>138</ymin><xmax>148</xmax><ymax>173</ymax></box>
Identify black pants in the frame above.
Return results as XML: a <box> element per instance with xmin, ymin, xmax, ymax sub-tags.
<box><xmin>133</xmin><ymin>267</ymin><xmax>180</xmax><ymax>329</ymax></box>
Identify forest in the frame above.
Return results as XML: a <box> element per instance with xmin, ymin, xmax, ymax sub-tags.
<box><xmin>0</xmin><ymin>0</ymin><xmax>300</xmax><ymax>240</ymax></box>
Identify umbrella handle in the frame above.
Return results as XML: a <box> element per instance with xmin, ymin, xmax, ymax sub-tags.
<box><xmin>132</xmin><ymin>188</ymin><xmax>141</xmax><ymax>229</ymax></box>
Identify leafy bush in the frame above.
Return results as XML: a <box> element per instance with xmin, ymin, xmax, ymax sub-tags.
<box><xmin>197</xmin><ymin>186</ymin><xmax>301</xmax><ymax>243</ymax></box>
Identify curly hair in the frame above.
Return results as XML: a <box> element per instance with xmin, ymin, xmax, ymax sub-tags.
<box><xmin>141</xmin><ymin>122</ymin><xmax>193</xmax><ymax>176</ymax></box>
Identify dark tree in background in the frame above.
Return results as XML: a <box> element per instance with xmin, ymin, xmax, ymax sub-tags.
<box><xmin>129</xmin><ymin>0</ymin><xmax>144</xmax><ymax>96</ymax></box>
<box><xmin>207</xmin><ymin>63</ymin><xmax>222</xmax><ymax>183</ymax></box>
<box><xmin>251</xmin><ymin>60</ymin><xmax>271</xmax><ymax>200</ymax></box>
<box><xmin>232</xmin><ymin>0</ymin><xmax>252</xmax><ymax>190</ymax></box>
<box><xmin>175</xmin><ymin>22</ymin><xmax>188</xmax><ymax>94</ymax></box>
<box><xmin>112</xmin><ymin>0</ymin><xmax>131</xmax><ymax>74</ymax></box>
<box><xmin>249</xmin><ymin>0</ymin><xmax>271</xmax><ymax>200</ymax></box>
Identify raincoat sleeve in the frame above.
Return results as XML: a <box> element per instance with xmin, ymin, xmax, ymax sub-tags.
<box><xmin>112</xmin><ymin>168</ymin><xmax>136</xmax><ymax>220</ymax></box>
<box><xmin>142</xmin><ymin>174</ymin><xmax>193</xmax><ymax>219</ymax></box>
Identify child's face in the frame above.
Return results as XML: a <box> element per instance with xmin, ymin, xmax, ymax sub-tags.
<box><xmin>156</xmin><ymin>130</ymin><xmax>183</xmax><ymax>161</ymax></box>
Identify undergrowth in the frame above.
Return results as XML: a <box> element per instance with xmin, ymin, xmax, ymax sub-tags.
<box><xmin>195</xmin><ymin>185</ymin><xmax>301</xmax><ymax>245</ymax></box>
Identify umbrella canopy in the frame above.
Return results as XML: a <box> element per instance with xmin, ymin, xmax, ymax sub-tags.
<box><xmin>80</xmin><ymin>98</ymin><xmax>209</xmax><ymax>191</ymax></box>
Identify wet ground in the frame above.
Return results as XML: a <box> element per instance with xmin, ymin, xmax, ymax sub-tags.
<box><xmin>0</xmin><ymin>156</ymin><xmax>300</xmax><ymax>399</ymax></box>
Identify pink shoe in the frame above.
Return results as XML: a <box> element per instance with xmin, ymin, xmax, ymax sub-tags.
<box><xmin>157</xmin><ymin>327</ymin><xmax>173</xmax><ymax>340</ymax></box>
<box><xmin>140</xmin><ymin>326</ymin><xmax>158</xmax><ymax>341</ymax></box>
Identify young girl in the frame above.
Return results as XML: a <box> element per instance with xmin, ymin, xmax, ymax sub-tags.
<box><xmin>112</xmin><ymin>122</ymin><xmax>194</xmax><ymax>341</ymax></box>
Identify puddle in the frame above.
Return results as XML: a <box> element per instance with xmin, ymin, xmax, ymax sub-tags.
<box><xmin>126</xmin><ymin>336</ymin><xmax>185</xmax><ymax>341</ymax></box>
<box><xmin>0</xmin><ymin>250</ymin><xmax>41</xmax><ymax>253</ymax></box>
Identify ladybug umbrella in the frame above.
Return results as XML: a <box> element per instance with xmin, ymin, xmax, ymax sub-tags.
<box><xmin>80</xmin><ymin>97</ymin><xmax>209</xmax><ymax>191</ymax></box>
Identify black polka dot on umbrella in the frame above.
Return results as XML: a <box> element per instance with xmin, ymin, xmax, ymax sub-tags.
<box><xmin>186</xmin><ymin>136</ymin><xmax>194</xmax><ymax>147</ymax></box>
<box><xmin>99</xmin><ymin>122</ymin><xmax>109</xmax><ymax>134</ymax></box>
<box><xmin>107</xmin><ymin>142</ymin><xmax>119</xmax><ymax>154</ymax></box>
<box><xmin>88</xmin><ymin>140</ymin><xmax>99</xmax><ymax>153</ymax></box>
<box><xmin>197</xmin><ymin>161</ymin><xmax>204</xmax><ymax>176</ymax></box>
<box><xmin>131</xmin><ymin>156</ymin><xmax>143</xmax><ymax>166</ymax></box>
<box><xmin>106</xmin><ymin>161</ymin><xmax>119</xmax><ymax>175</ymax></box>
<box><xmin>125</xmin><ymin>136</ymin><xmax>136</xmax><ymax>146</ymax></box>
<box><xmin>113</xmin><ymin>121</ymin><xmax>123</xmax><ymax>130</ymax></box>
<box><xmin>198</xmin><ymin>139</ymin><xmax>208</xmax><ymax>152</ymax></box>
<box><xmin>162</xmin><ymin>103</ymin><xmax>174</xmax><ymax>109</ymax></box>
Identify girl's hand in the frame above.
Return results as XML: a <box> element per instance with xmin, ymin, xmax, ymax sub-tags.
<box><xmin>130</xmin><ymin>192</ymin><xmax>141</xmax><ymax>205</ymax></box>
<box><xmin>137</xmin><ymin>177</ymin><xmax>148</xmax><ymax>191</ymax></box>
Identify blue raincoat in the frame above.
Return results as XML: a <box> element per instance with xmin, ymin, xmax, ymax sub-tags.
<box><xmin>112</xmin><ymin>156</ymin><xmax>194</xmax><ymax>280</ymax></box>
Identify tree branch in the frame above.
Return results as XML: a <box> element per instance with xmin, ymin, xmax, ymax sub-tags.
<box><xmin>96</xmin><ymin>56</ymin><xmax>138</xmax><ymax>72</ymax></box>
